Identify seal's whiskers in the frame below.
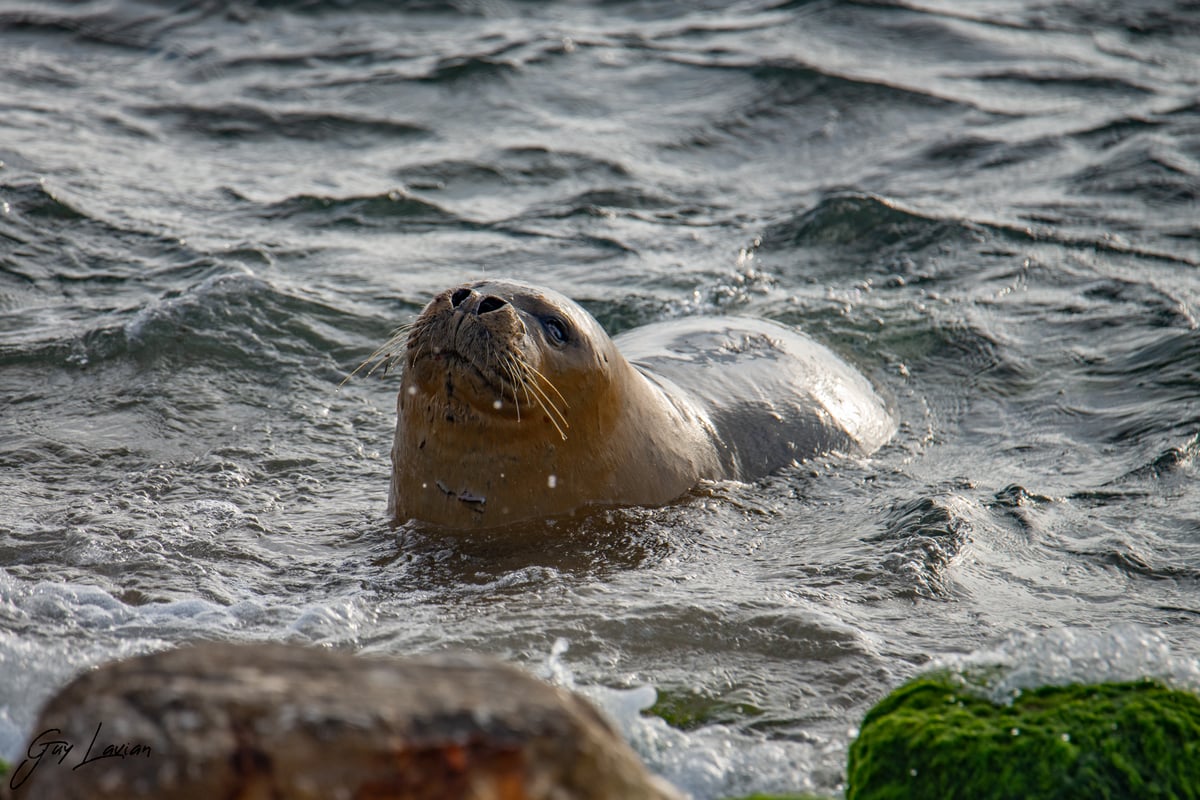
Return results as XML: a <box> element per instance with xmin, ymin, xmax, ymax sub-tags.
<box><xmin>521</xmin><ymin>362</ymin><xmax>569</xmax><ymax>411</ymax></box>
<box><xmin>497</xmin><ymin>354</ymin><xmax>523</xmax><ymax>423</ymax></box>
<box><xmin>501</xmin><ymin>352</ymin><xmax>569</xmax><ymax>440</ymax></box>
<box><xmin>521</xmin><ymin>367</ymin><xmax>570</xmax><ymax>439</ymax></box>
<box><xmin>340</xmin><ymin>321</ymin><xmax>416</xmax><ymax>386</ymax></box>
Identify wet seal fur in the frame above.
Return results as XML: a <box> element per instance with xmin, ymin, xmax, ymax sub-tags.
<box><xmin>365</xmin><ymin>279</ymin><xmax>895</xmax><ymax>529</ymax></box>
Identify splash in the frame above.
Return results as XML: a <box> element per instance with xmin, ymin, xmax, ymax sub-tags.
<box><xmin>538</xmin><ymin>638</ymin><xmax>830</xmax><ymax>800</ymax></box>
<box><xmin>936</xmin><ymin>624</ymin><xmax>1200</xmax><ymax>706</ymax></box>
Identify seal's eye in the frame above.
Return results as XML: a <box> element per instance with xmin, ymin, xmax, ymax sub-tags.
<box><xmin>542</xmin><ymin>317</ymin><xmax>570</xmax><ymax>346</ymax></box>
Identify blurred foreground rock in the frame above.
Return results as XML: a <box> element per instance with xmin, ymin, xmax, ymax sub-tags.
<box><xmin>847</xmin><ymin>673</ymin><xmax>1200</xmax><ymax>799</ymax></box>
<box><xmin>8</xmin><ymin>642</ymin><xmax>680</xmax><ymax>800</ymax></box>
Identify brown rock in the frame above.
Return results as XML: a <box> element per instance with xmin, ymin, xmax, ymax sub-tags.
<box><xmin>7</xmin><ymin>642</ymin><xmax>680</xmax><ymax>800</ymax></box>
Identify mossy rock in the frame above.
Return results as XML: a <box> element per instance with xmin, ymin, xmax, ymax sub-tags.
<box><xmin>847</xmin><ymin>675</ymin><xmax>1200</xmax><ymax>799</ymax></box>
<box><xmin>644</xmin><ymin>687</ymin><xmax>764</xmax><ymax>730</ymax></box>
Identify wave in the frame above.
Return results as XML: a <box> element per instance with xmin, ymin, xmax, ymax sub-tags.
<box><xmin>394</xmin><ymin>146</ymin><xmax>631</xmax><ymax>191</ymax></box>
<box><xmin>0</xmin><ymin>176</ymin><xmax>88</xmax><ymax>225</ymax></box>
<box><xmin>1071</xmin><ymin>140</ymin><xmax>1200</xmax><ymax>206</ymax></box>
<box><xmin>759</xmin><ymin>192</ymin><xmax>975</xmax><ymax>256</ymax></box>
<box><xmin>868</xmin><ymin>494</ymin><xmax>974</xmax><ymax>600</ymax></box>
<box><xmin>0</xmin><ymin>272</ymin><xmax>357</xmax><ymax>374</ymax></box>
<box><xmin>0</xmin><ymin>176</ymin><xmax>257</xmax><ymax>349</ymax></box>
<box><xmin>256</xmin><ymin>189</ymin><xmax>463</xmax><ymax>229</ymax></box>
<box><xmin>137</xmin><ymin>102</ymin><xmax>431</xmax><ymax>142</ymax></box>
<box><xmin>514</xmin><ymin>187</ymin><xmax>688</xmax><ymax>225</ymax></box>
<box><xmin>0</xmin><ymin>4</ymin><xmax>210</xmax><ymax>55</ymax></box>
<box><xmin>1064</xmin><ymin>328</ymin><xmax>1200</xmax><ymax>447</ymax></box>
<box><xmin>760</xmin><ymin>192</ymin><xmax>1198</xmax><ymax>275</ymax></box>
<box><xmin>1106</xmin><ymin>434</ymin><xmax>1200</xmax><ymax>485</ymax></box>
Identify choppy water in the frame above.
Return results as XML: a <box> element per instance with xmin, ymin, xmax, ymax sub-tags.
<box><xmin>1</xmin><ymin>0</ymin><xmax>1199</xmax><ymax>796</ymax></box>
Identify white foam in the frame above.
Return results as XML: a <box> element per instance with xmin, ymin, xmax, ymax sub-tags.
<box><xmin>537</xmin><ymin>638</ymin><xmax>829</xmax><ymax>799</ymax></box>
<box><xmin>936</xmin><ymin>623</ymin><xmax>1200</xmax><ymax>705</ymax></box>
<box><xmin>287</xmin><ymin>597</ymin><xmax>373</xmax><ymax>644</ymax></box>
<box><xmin>0</xmin><ymin>628</ymin><xmax>166</xmax><ymax>762</ymax></box>
<box><xmin>0</xmin><ymin>575</ymin><xmax>233</xmax><ymax>757</ymax></box>
<box><xmin>12</xmin><ymin>581</ymin><xmax>136</xmax><ymax>628</ymax></box>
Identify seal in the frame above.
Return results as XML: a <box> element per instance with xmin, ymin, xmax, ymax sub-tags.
<box><xmin>365</xmin><ymin>279</ymin><xmax>894</xmax><ymax>528</ymax></box>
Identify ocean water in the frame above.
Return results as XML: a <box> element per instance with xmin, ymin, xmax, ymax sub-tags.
<box><xmin>1</xmin><ymin>0</ymin><xmax>1198</xmax><ymax>796</ymax></box>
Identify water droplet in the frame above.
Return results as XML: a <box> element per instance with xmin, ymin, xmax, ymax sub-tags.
<box><xmin>492</xmin><ymin>399</ymin><xmax>502</xmax><ymax>410</ymax></box>
<box><xmin>1061</xmin><ymin>732</ymin><xmax>1070</xmax><ymax>742</ymax></box>
<box><xmin>407</xmin><ymin>386</ymin><xmax>417</xmax><ymax>396</ymax></box>
<box><xmin>909</xmin><ymin>768</ymin><xmax>918</xmax><ymax>777</ymax></box>
<box><xmin>1010</xmin><ymin>728</ymin><xmax>1020</xmax><ymax>736</ymax></box>
<box><xmin>547</xmin><ymin>474</ymin><xmax>557</xmax><ymax>489</ymax></box>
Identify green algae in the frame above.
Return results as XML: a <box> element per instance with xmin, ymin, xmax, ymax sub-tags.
<box><xmin>644</xmin><ymin>687</ymin><xmax>764</xmax><ymax>731</ymax></box>
<box><xmin>847</xmin><ymin>675</ymin><xmax>1200</xmax><ymax>799</ymax></box>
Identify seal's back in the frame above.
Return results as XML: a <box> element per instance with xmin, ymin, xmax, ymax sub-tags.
<box><xmin>616</xmin><ymin>316</ymin><xmax>895</xmax><ymax>481</ymax></box>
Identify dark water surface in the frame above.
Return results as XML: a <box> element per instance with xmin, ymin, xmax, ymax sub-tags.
<box><xmin>2</xmin><ymin>0</ymin><xmax>1199</xmax><ymax>795</ymax></box>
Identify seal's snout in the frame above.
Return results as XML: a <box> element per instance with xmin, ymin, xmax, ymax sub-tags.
<box><xmin>449</xmin><ymin>286</ymin><xmax>509</xmax><ymax>316</ymax></box>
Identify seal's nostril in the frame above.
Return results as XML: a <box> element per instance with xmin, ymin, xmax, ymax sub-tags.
<box><xmin>450</xmin><ymin>288</ymin><xmax>472</xmax><ymax>308</ymax></box>
<box><xmin>477</xmin><ymin>295</ymin><xmax>508</xmax><ymax>315</ymax></box>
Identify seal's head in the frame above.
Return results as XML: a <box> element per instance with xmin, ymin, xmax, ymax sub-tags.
<box><xmin>383</xmin><ymin>279</ymin><xmax>659</xmax><ymax>528</ymax></box>
<box><xmin>397</xmin><ymin>279</ymin><xmax>617</xmax><ymax>440</ymax></box>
